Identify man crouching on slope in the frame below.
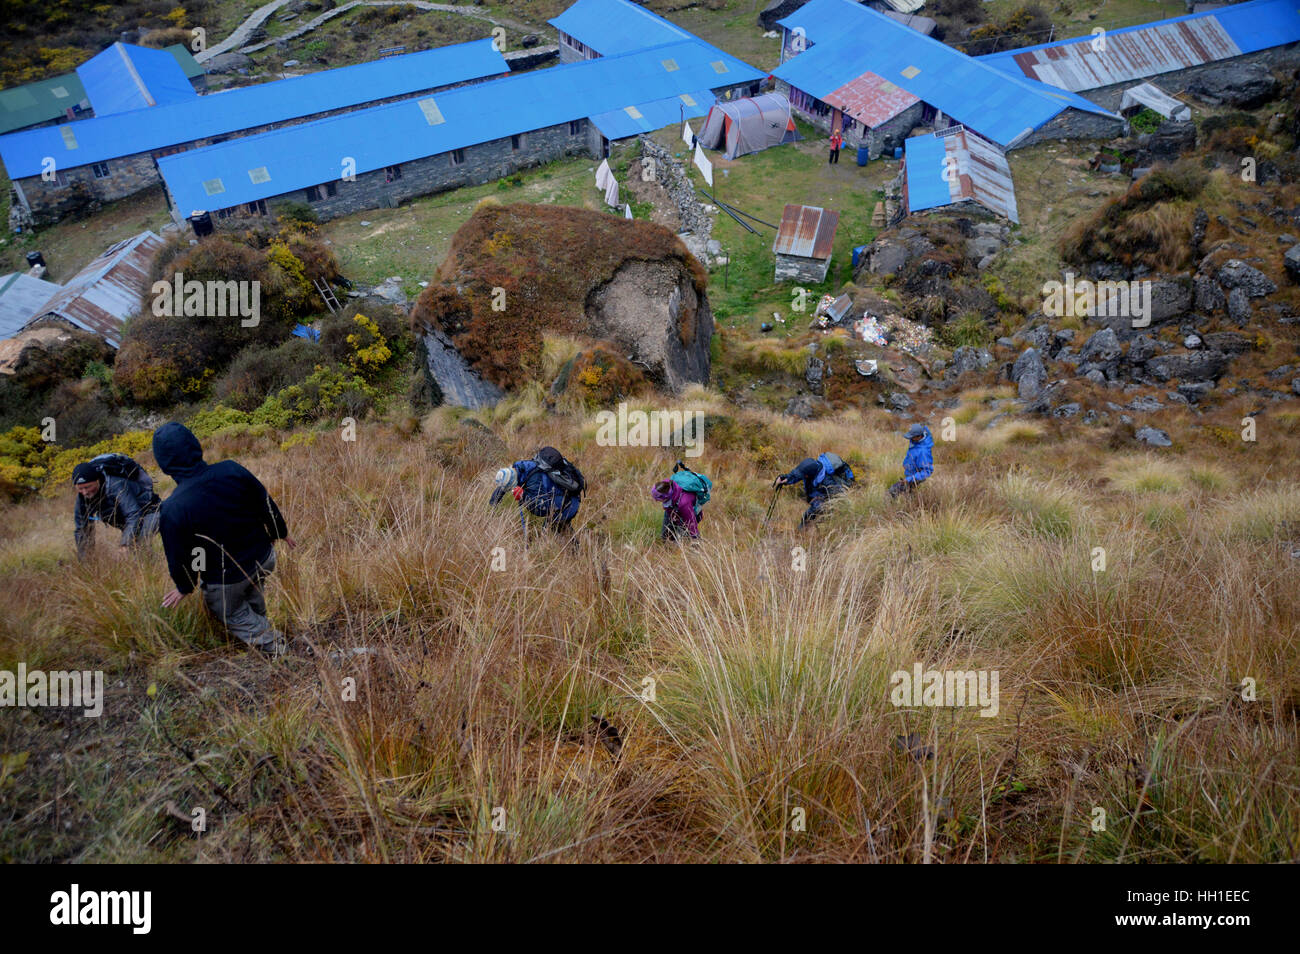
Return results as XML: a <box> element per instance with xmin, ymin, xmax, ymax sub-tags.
<box><xmin>153</xmin><ymin>422</ymin><xmax>297</xmax><ymax>657</ymax></box>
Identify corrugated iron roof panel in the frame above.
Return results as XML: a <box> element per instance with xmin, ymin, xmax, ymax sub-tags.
<box><xmin>77</xmin><ymin>42</ymin><xmax>198</xmax><ymax>115</ymax></box>
<box><xmin>774</xmin><ymin>204</ymin><xmax>838</xmax><ymax>259</ymax></box>
<box><xmin>823</xmin><ymin>70</ymin><xmax>920</xmax><ymax>127</ymax></box>
<box><xmin>591</xmin><ymin>88</ymin><xmax>715</xmax><ymax>139</ymax></box>
<box><xmin>550</xmin><ymin>0</ymin><xmax>694</xmax><ymax>54</ymax></box>
<box><xmin>903</xmin><ymin>127</ymin><xmax>1019</xmax><ymax>223</ymax></box>
<box><xmin>0</xmin><ymin>272</ymin><xmax>63</xmax><ymax>338</ymax></box>
<box><xmin>978</xmin><ymin>0</ymin><xmax>1300</xmax><ymax>90</ymax></box>
<box><xmin>27</xmin><ymin>231</ymin><xmax>164</xmax><ymax>347</ymax></box>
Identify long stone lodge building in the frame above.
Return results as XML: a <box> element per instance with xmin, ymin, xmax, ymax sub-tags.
<box><xmin>0</xmin><ymin>40</ymin><xmax>509</xmax><ymax>225</ymax></box>
<box><xmin>157</xmin><ymin>39</ymin><xmax>763</xmax><ymax>227</ymax></box>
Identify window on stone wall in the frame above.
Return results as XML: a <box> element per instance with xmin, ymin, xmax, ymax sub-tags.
<box><xmin>385</xmin><ymin>165</ymin><xmax>402</xmax><ymax>182</ymax></box>
<box><xmin>325</xmin><ymin>181</ymin><xmax>337</xmax><ymax>197</ymax></box>
<box><xmin>569</xmin><ymin>119</ymin><xmax>583</xmax><ymax>135</ymax></box>
<box><xmin>217</xmin><ymin>208</ymin><xmax>233</xmax><ymax>219</ymax></box>
<box><xmin>51</xmin><ymin>170</ymin><xmax>69</xmax><ymax>189</ymax></box>
<box><xmin>91</xmin><ymin>161</ymin><xmax>110</xmax><ymax>178</ymax></box>
<box><xmin>246</xmin><ymin>199</ymin><xmax>267</xmax><ymax>216</ymax></box>
<box><xmin>450</xmin><ymin>149</ymin><xmax>465</xmax><ymax>166</ymax></box>
<box><xmin>511</xmin><ymin>134</ymin><xmax>523</xmax><ymax>151</ymax></box>
<box><xmin>305</xmin><ymin>185</ymin><xmax>321</xmax><ymax>202</ymax></box>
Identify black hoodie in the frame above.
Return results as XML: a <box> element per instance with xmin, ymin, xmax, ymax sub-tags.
<box><xmin>152</xmin><ymin>422</ymin><xmax>288</xmax><ymax>593</ymax></box>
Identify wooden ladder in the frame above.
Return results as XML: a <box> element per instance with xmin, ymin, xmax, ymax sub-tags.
<box><xmin>313</xmin><ymin>277</ymin><xmax>341</xmax><ymax>313</ymax></box>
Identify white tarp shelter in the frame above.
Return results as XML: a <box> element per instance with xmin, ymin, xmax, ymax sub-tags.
<box><xmin>1119</xmin><ymin>82</ymin><xmax>1191</xmax><ymax>122</ymax></box>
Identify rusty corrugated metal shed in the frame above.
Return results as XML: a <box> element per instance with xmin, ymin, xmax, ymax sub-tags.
<box><xmin>26</xmin><ymin>230</ymin><xmax>164</xmax><ymax>347</ymax></box>
<box><xmin>774</xmin><ymin>204</ymin><xmax>839</xmax><ymax>260</ymax></box>
<box><xmin>903</xmin><ymin>127</ymin><xmax>1018</xmax><ymax>224</ymax></box>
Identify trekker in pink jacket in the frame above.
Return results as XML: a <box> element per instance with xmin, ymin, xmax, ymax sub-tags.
<box><xmin>652</xmin><ymin>479</ymin><xmax>700</xmax><ymax>541</ymax></box>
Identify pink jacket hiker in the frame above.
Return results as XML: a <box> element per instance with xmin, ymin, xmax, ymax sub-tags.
<box><xmin>651</xmin><ymin>480</ymin><xmax>699</xmax><ymax>539</ymax></box>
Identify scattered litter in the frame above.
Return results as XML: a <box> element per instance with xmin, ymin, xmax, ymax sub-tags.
<box><xmin>854</xmin><ymin>313</ymin><xmax>888</xmax><ymax>346</ymax></box>
<box><xmin>855</xmin><ymin>359</ymin><xmax>878</xmax><ymax>377</ymax></box>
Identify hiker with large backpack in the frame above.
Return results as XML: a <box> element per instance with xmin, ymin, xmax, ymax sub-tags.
<box><xmin>490</xmin><ymin>446</ymin><xmax>586</xmax><ymax>534</ymax></box>
<box><xmin>71</xmin><ymin>453</ymin><xmax>162</xmax><ymax>560</ymax></box>
<box><xmin>888</xmin><ymin>424</ymin><xmax>934</xmax><ymax>499</ymax></box>
<box><xmin>153</xmin><ymin>422</ymin><xmax>297</xmax><ymax>657</ymax></box>
<box><xmin>652</xmin><ymin>460</ymin><xmax>711</xmax><ymax>541</ymax></box>
<box><xmin>774</xmin><ymin>452</ymin><xmax>855</xmax><ymax>529</ymax></box>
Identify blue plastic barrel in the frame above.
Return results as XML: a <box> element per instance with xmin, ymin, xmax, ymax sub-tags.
<box><xmin>851</xmin><ymin>244</ymin><xmax>869</xmax><ymax>268</ymax></box>
<box><xmin>856</xmin><ymin>145</ymin><xmax>870</xmax><ymax>166</ymax></box>
<box><xmin>894</xmin><ymin>146</ymin><xmax>903</xmax><ymax>159</ymax></box>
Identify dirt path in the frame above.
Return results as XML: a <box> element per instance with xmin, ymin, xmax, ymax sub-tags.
<box><xmin>211</xmin><ymin>0</ymin><xmax>543</xmax><ymax>58</ymax></box>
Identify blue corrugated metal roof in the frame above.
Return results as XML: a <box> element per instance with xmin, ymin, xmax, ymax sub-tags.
<box><xmin>550</xmin><ymin>0</ymin><xmax>695</xmax><ymax>54</ymax></box>
<box><xmin>978</xmin><ymin>0</ymin><xmax>1300</xmax><ymax>77</ymax></box>
<box><xmin>76</xmin><ymin>43</ymin><xmax>198</xmax><ymax>115</ymax></box>
<box><xmin>158</xmin><ymin>40</ymin><xmax>762</xmax><ymax>215</ymax></box>
<box><xmin>773</xmin><ymin>0</ymin><xmax>1115</xmax><ymax>146</ymax></box>
<box><xmin>902</xmin><ymin>133</ymin><xmax>949</xmax><ymax>212</ymax></box>
<box><xmin>0</xmin><ymin>40</ymin><xmax>508</xmax><ymax>179</ymax></box>
<box><xmin>590</xmin><ymin>88</ymin><xmax>715</xmax><ymax>139</ymax></box>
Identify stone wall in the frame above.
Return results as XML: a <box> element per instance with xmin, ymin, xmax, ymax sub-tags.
<box><xmin>205</xmin><ymin>119</ymin><xmax>595</xmax><ymax>226</ymax></box>
<box><xmin>1015</xmin><ymin>107</ymin><xmax>1126</xmax><ymax>148</ymax></box>
<box><xmin>775</xmin><ymin>252</ymin><xmax>830</xmax><ymax>283</ymax></box>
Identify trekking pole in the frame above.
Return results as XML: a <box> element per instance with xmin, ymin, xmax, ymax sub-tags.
<box><xmin>763</xmin><ymin>482</ymin><xmax>782</xmax><ymax>528</ymax></box>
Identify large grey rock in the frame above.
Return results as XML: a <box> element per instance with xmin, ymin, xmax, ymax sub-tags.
<box><xmin>805</xmin><ymin>356</ymin><xmax>825</xmax><ymax>395</ymax></box>
<box><xmin>887</xmin><ymin>391</ymin><xmax>914</xmax><ymax>410</ymax></box>
<box><xmin>1138</xmin><ymin>121</ymin><xmax>1196</xmax><ymax>160</ymax></box>
<box><xmin>1217</xmin><ymin>259</ymin><xmax>1277</xmax><ymax>298</ymax></box>
<box><xmin>417</xmin><ymin>328</ymin><xmax>505</xmax><ymax>410</ymax></box>
<box><xmin>1201</xmin><ymin>332</ymin><xmax>1251</xmax><ymax>354</ymax></box>
<box><xmin>1177</xmin><ymin>381</ymin><xmax>1213</xmax><ymax>404</ymax></box>
<box><xmin>1148</xmin><ymin>277</ymin><xmax>1193</xmax><ymax>323</ymax></box>
<box><xmin>1285</xmin><ymin>244</ymin><xmax>1300</xmax><ymax>281</ymax></box>
<box><xmin>1014</xmin><ymin>323</ymin><xmax>1050</xmax><ymax>351</ymax></box>
<box><xmin>1145</xmin><ymin>350</ymin><xmax>1230</xmax><ymax>382</ymax></box>
<box><xmin>1126</xmin><ymin>335</ymin><xmax>1158</xmax><ymax>365</ymax></box>
<box><xmin>1193</xmin><ymin>274</ymin><xmax>1225</xmax><ymax>313</ymax></box>
<box><xmin>1079</xmin><ymin>327</ymin><xmax>1122</xmax><ymax>364</ymax></box>
<box><xmin>864</xmin><ymin>242</ymin><xmax>910</xmax><ymax>276</ymax></box>
<box><xmin>206</xmin><ymin>52</ymin><xmax>253</xmax><ymax>73</ymax></box>
<box><xmin>1126</xmin><ymin>394</ymin><xmax>1164</xmax><ymax>413</ymax></box>
<box><xmin>949</xmin><ymin>346</ymin><xmax>993</xmax><ymax>377</ymax></box>
<box><xmin>1227</xmin><ymin>287</ymin><xmax>1252</xmax><ymax>324</ymax></box>
<box><xmin>1136</xmin><ymin>426</ymin><xmax>1172</xmax><ymax>447</ymax></box>
<box><xmin>1186</xmin><ymin>63</ymin><xmax>1278</xmax><ymax>108</ymax></box>
<box><xmin>1013</xmin><ymin>347</ymin><xmax>1047</xmax><ymax>400</ymax></box>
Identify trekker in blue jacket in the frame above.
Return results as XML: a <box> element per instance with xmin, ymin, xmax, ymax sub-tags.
<box><xmin>153</xmin><ymin>422</ymin><xmax>296</xmax><ymax>656</ymax></box>
<box><xmin>774</xmin><ymin>452</ymin><xmax>855</xmax><ymax>528</ymax></box>
<box><xmin>889</xmin><ymin>423</ymin><xmax>934</xmax><ymax>498</ymax></box>
<box><xmin>489</xmin><ymin>446</ymin><xmax>585</xmax><ymax>535</ymax></box>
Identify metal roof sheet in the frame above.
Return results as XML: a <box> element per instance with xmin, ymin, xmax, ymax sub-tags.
<box><xmin>158</xmin><ymin>40</ymin><xmax>762</xmax><ymax>215</ymax></box>
<box><xmin>773</xmin><ymin>0</ymin><xmax>1117</xmax><ymax>147</ymax></box>
<box><xmin>26</xmin><ymin>231</ymin><xmax>164</xmax><ymax>347</ymax></box>
<box><xmin>77</xmin><ymin>43</ymin><xmax>198</xmax><ymax>115</ymax></box>
<box><xmin>590</xmin><ymin>89</ymin><xmax>716</xmax><ymax>139</ymax></box>
<box><xmin>0</xmin><ymin>40</ymin><xmax>508</xmax><ymax>179</ymax></box>
<box><xmin>774</xmin><ymin>204</ymin><xmax>838</xmax><ymax>259</ymax></box>
<box><xmin>0</xmin><ymin>273</ymin><xmax>63</xmax><ymax>339</ymax></box>
<box><xmin>904</xmin><ymin>127</ymin><xmax>1019</xmax><ymax>223</ymax></box>
<box><xmin>823</xmin><ymin>70</ymin><xmax>920</xmax><ymax>128</ymax></box>
<box><xmin>0</xmin><ymin>74</ymin><xmax>88</xmax><ymax>135</ymax></box>
<box><xmin>550</xmin><ymin>0</ymin><xmax>695</xmax><ymax>54</ymax></box>
<box><xmin>978</xmin><ymin>0</ymin><xmax>1300</xmax><ymax>90</ymax></box>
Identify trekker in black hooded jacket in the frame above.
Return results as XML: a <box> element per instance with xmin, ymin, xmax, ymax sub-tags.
<box><xmin>153</xmin><ymin>421</ymin><xmax>297</xmax><ymax>656</ymax></box>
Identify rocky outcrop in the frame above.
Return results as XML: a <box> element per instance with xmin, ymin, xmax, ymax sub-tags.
<box><xmin>1187</xmin><ymin>63</ymin><xmax>1278</xmax><ymax>108</ymax></box>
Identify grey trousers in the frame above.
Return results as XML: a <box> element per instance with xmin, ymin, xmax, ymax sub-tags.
<box><xmin>201</xmin><ymin>548</ymin><xmax>283</xmax><ymax>650</ymax></box>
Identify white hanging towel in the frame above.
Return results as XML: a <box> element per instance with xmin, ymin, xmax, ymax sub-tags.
<box><xmin>681</xmin><ymin>121</ymin><xmax>695</xmax><ymax>147</ymax></box>
<box><xmin>604</xmin><ymin>176</ymin><xmax>620</xmax><ymax>207</ymax></box>
<box><xmin>595</xmin><ymin>158</ymin><xmax>614</xmax><ymax>192</ymax></box>
<box><xmin>624</xmin><ymin>203</ymin><xmax>633</xmax><ymax>219</ymax></box>
<box><xmin>693</xmin><ymin>143</ymin><xmax>713</xmax><ymax>187</ymax></box>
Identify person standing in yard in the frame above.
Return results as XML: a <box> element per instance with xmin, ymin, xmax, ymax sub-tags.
<box><xmin>153</xmin><ymin>422</ymin><xmax>296</xmax><ymax>657</ymax></box>
<box><xmin>829</xmin><ymin>130</ymin><xmax>843</xmax><ymax>164</ymax></box>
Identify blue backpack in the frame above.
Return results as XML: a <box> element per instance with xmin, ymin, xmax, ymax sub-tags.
<box><xmin>670</xmin><ymin>469</ymin><xmax>711</xmax><ymax>516</ymax></box>
<box><xmin>816</xmin><ymin>452</ymin><xmax>854</xmax><ymax>487</ymax></box>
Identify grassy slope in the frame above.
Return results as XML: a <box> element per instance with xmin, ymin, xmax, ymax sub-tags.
<box><xmin>2</xmin><ymin>393</ymin><xmax>1298</xmax><ymax>862</ymax></box>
